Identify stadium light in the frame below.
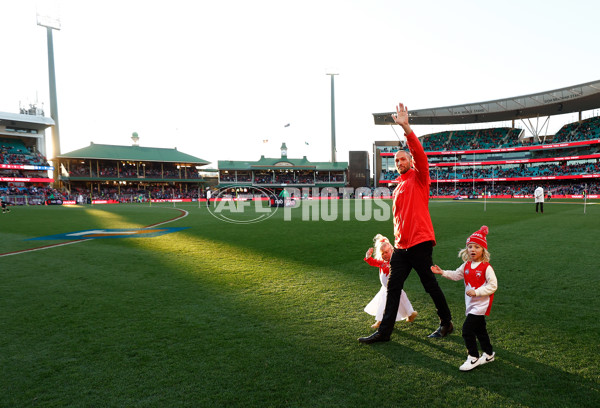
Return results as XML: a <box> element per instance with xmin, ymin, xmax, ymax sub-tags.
<box><xmin>327</xmin><ymin>73</ymin><xmax>338</xmax><ymax>163</ymax></box>
<box><xmin>37</xmin><ymin>10</ymin><xmax>62</xmax><ymax>185</ymax></box>
<box><xmin>36</xmin><ymin>14</ymin><xmax>61</xmax><ymax>30</ymax></box>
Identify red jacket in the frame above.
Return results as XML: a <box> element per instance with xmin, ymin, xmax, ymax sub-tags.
<box><xmin>364</xmin><ymin>257</ymin><xmax>390</xmax><ymax>276</ymax></box>
<box><xmin>392</xmin><ymin>131</ymin><xmax>436</xmax><ymax>249</ymax></box>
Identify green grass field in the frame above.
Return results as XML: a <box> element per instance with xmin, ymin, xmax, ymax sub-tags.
<box><xmin>1</xmin><ymin>199</ymin><xmax>599</xmax><ymax>407</ymax></box>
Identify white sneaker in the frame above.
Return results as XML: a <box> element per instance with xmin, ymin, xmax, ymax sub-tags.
<box><xmin>459</xmin><ymin>355</ymin><xmax>482</xmax><ymax>371</ymax></box>
<box><xmin>480</xmin><ymin>352</ymin><xmax>495</xmax><ymax>365</ymax></box>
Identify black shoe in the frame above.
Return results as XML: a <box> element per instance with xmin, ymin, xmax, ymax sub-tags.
<box><xmin>428</xmin><ymin>323</ymin><xmax>454</xmax><ymax>338</ymax></box>
<box><xmin>358</xmin><ymin>331</ymin><xmax>390</xmax><ymax>344</ymax></box>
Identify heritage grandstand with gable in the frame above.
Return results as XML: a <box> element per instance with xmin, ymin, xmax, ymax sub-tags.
<box><xmin>55</xmin><ymin>138</ymin><xmax>211</xmax><ymax>203</ymax></box>
<box><xmin>372</xmin><ymin>80</ymin><xmax>600</xmax><ymax>199</ymax></box>
<box><xmin>217</xmin><ymin>143</ymin><xmax>348</xmax><ymax>198</ymax></box>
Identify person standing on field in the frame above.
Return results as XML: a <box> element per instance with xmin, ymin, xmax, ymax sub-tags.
<box><xmin>431</xmin><ymin>225</ymin><xmax>498</xmax><ymax>371</ymax></box>
<box><xmin>534</xmin><ymin>185</ymin><xmax>544</xmax><ymax>213</ymax></box>
<box><xmin>363</xmin><ymin>233</ymin><xmax>418</xmax><ymax>329</ymax></box>
<box><xmin>358</xmin><ymin>103</ymin><xmax>453</xmax><ymax>344</ymax></box>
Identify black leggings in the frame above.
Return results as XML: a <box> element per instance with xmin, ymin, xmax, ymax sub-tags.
<box><xmin>378</xmin><ymin>241</ymin><xmax>452</xmax><ymax>335</ymax></box>
<box><xmin>462</xmin><ymin>313</ymin><xmax>493</xmax><ymax>357</ymax></box>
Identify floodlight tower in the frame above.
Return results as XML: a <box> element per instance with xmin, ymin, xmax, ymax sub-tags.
<box><xmin>327</xmin><ymin>73</ymin><xmax>338</xmax><ymax>163</ymax></box>
<box><xmin>37</xmin><ymin>12</ymin><xmax>62</xmax><ymax>184</ymax></box>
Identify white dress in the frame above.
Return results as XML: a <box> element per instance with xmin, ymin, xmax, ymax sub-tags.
<box><xmin>364</xmin><ymin>258</ymin><xmax>415</xmax><ymax>321</ymax></box>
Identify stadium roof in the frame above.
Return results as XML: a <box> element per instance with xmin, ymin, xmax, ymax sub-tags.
<box><xmin>56</xmin><ymin>142</ymin><xmax>210</xmax><ymax>165</ymax></box>
<box><xmin>219</xmin><ymin>155</ymin><xmax>347</xmax><ymax>171</ymax></box>
<box><xmin>0</xmin><ymin>111</ymin><xmax>55</xmax><ymax>130</ymax></box>
<box><xmin>373</xmin><ymin>79</ymin><xmax>600</xmax><ymax>126</ymax></box>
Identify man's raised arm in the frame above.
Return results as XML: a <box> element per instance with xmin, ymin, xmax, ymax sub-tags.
<box><xmin>392</xmin><ymin>103</ymin><xmax>429</xmax><ymax>179</ymax></box>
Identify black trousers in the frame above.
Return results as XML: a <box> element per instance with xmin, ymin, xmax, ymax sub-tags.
<box><xmin>536</xmin><ymin>202</ymin><xmax>543</xmax><ymax>213</ymax></box>
<box><xmin>462</xmin><ymin>313</ymin><xmax>493</xmax><ymax>357</ymax></box>
<box><xmin>378</xmin><ymin>241</ymin><xmax>452</xmax><ymax>335</ymax></box>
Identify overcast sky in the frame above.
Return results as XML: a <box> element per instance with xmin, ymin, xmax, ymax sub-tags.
<box><xmin>1</xmin><ymin>0</ymin><xmax>599</xmax><ymax>167</ymax></box>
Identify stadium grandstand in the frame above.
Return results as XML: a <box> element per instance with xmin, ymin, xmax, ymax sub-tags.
<box><xmin>373</xmin><ymin>80</ymin><xmax>600</xmax><ymax>199</ymax></box>
<box><xmin>55</xmin><ymin>139</ymin><xmax>211</xmax><ymax>204</ymax></box>
<box><xmin>217</xmin><ymin>143</ymin><xmax>348</xmax><ymax>197</ymax></box>
<box><xmin>0</xmin><ymin>107</ymin><xmax>57</xmax><ymax>205</ymax></box>
<box><xmin>1</xmin><ymin>106</ymin><xmax>216</xmax><ymax>205</ymax></box>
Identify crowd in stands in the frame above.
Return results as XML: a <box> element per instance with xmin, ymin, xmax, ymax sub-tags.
<box><xmin>1</xmin><ymin>139</ymin><xmax>49</xmax><ymax>166</ymax></box>
<box><xmin>410</xmin><ymin>128</ymin><xmax>517</xmax><ymax>152</ymax></box>
<box><xmin>420</xmin><ymin>131</ymin><xmax>450</xmax><ymax>152</ymax></box>
<box><xmin>428</xmin><ymin>161</ymin><xmax>600</xmax><ymax>180</ymax></box>
<box><xmin>63</xmin><ymin>180</ymin><xmax>598</xmax><ymax>200</ymax></box>
<box><xmin>379</xmin><ymin>117</ymin><xmax>600</xmax><ymax>198</ymax></box>
<box><xmin>0</xmin><ymin>185</ymin><xmax>68</xmax><ymax>204</ymax></box>
<box><xmin>381</xmin><ymin>117</ymin><xmax>600</xmax><ymax>155</ymax></box>
<box><xmin>4</xmin><ymin>117</ymin><xmax>600</xmax><ymax>204</ymax></box>
<box><xmin>234</xmin><ymin>171</ymin><xmax>345</xmax><ymax>184</ymax></box>
<box><xmin>220</xmin><ymin>172</ymin><xmax>252</xmax><ymax>182</ymax></box>
<box><xmin>1</xmin><ymin>170</ymin><xmax>26</xmax><ymax>178</ymax></box>
<box><xmin>380</xmin><ymin>169</ymin><xmax>398</xmax><ymax>180</ymax></box>
<box><xmin>0</xmin><ymin>169</ymin><xmax>49</xmax><ymax>178</ymax></box>
<box><xmin>297</xmin><ymin>175</ymin><xmax>314</xmax><ymax>184</ymax></box>
<box><xmin>380</xmin><ymin>161</ymin><xmax>600</xmax><ymax>181</ymax></box>
<box><xmin>56</xmin><ymin>186</ymin><xmax>200</xmax><ymax>202</ymax></box>
<box><xmin>67</xmin><ymin>163</ymin><xmax>200</xmax><ymax>179</ymax></box>
<box><xmin>0</xmin><ymin>185</ymin><xmax>59</xmax><ymax>196</ymax></box>
<box><xmin>533</xmin><ymin>144</ymin><xmax>600</xmax><ymax>159</ymax></box>
<box><xmin>254</xmin><ymin>172</ymin><xmax>273</xmax><ymax>184</ymax></box>
<box><xmin>553</xmin><ymin>116</ymin><xmax>600</xmax><ymax>143</ymax></box>
<box><xmin>377</xmin><ymin>145</ymin><xmax>405</xmax><ymax>153</ymax></box>
<box><xmin>431</xmin><ymin>180</ymin><xmax>599</xmax><ymax>196</ymax></box>
<box><xmin>314</xmin><ymin>173</ymin><xmax>329</xmax><ymax>183</ymax></box>
<box><xmin>2</xmin><ymin>178</ymin><xmax>598</xmax><ymax>205</ymax></box>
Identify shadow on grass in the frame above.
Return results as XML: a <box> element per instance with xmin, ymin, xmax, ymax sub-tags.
<box><xmin>4</xmin><ymin>202</ymin><xmax>599</xmax><ymax>406</ymax></box>
<box><xmin>120</xmin><ymin>229</ymin><xmax>600</xmax><ymax>406</ymax></box>
<box><xmin>368</xmin><ymin>324</ymin><xmax>599</xmax><ymax>408</ymax></box>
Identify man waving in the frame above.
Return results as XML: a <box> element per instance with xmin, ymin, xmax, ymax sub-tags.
<box><xmin>359</xmin><ymin>103</ymin><xmax>453</xmax><ymax>343</ymax></box>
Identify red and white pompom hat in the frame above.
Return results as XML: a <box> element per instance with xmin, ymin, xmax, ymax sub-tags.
<box><xmin>466</xmin><ymin>225</ymin><xmax>489</xmax><ymax>249</ymax></box>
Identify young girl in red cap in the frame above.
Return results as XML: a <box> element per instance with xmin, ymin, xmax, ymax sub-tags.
<box><xmin>431</xmin><ymin>226</ymin><xmax>498</xmax><ymax>371</ymax></box>
<box><xmin>364</xmin><ymin>234</ymin><xmax>418</xmax><ymax>329</ymax></box>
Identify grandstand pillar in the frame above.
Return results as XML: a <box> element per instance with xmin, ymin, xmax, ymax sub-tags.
<box><xmin>521</xmin><ymin>115</ymin><xmax>550</xmax><ymax>143</ymax></box>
